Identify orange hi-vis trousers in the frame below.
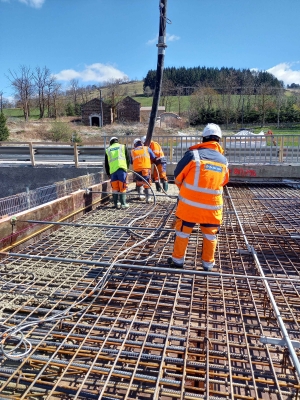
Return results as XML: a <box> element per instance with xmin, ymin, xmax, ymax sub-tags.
<box><xmin>152</xmin><ymin>163</ymin><xmax>167</xmax><ymax>182</ymax></box>
<box><xmin>172</xmin><ymin>217</ymin><xmax>219</xmax><ymax>266</ymax></box>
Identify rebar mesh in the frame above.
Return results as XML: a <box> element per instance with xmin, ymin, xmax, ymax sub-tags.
<box><xmin>0</xmin><ymin>184</ymin><xmax>300</xmax><ymax>399</ymax></box>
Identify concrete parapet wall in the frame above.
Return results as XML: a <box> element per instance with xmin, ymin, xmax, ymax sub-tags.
<box><xmin>166</xmin><ymin>163</ymin><xmax>300</xmax><ymax>181</ymax></box>
<box><xmin>0</xmin><ymin>180</ymin><xmax>111</xmax><ymax>252</ymax></box>
<box><xmin>0</xmin><ymin>166</ymin><xmax>101</xmax><ymax>198</ymax></box>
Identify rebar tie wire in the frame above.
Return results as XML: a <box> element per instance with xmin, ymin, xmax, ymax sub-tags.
<box><xmin>0</xmin><ymin>170</ymin><xmax>175</xmax><ymax>361</ymax></box>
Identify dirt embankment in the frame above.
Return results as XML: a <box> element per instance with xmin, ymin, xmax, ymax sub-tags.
<box><xmin>6</xmin><ymin>117</ymin><xmax>193</xmax><ymax>143</ymax></box>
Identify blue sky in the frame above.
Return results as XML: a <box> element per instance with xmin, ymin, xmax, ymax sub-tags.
<box><xmin>1</xmin><ymin>0</ymin><xmax>300</xmax><ymax>100</ymax></box>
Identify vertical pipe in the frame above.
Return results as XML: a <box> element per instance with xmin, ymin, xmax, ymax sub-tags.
<box><xmin>74</xmin><ymin>143</ymin><xmax>79</xmax><ymax>167</ymax></box>
<box><xmin>29</xmin><ymin>142</ymin><xmax>35</xmax><ymax>167</ymax></box>
<box><xmin>145</xmin><ymin>0</ymin><xmax>168</xmax><ymax>146</ymax></box>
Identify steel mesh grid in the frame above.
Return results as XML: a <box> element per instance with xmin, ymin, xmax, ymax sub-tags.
<box><xmin>0</xmin><ymin>184</ymin><xmax>300</xmax><ymax>399</ymax></box>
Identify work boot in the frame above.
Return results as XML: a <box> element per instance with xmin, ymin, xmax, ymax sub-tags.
<box><xmin>112</xmin><ymin>194</ymin><xmax>121</xmax><ymax>209</ymax></box>
<box><xmin>144</xmin><ymin>188</ymin><xmax>153</xmax><ymax>203</ymax></box>
<box><xmin>162</xmin><ymin>181</ymin><xmax>169</xmax><ymax>192</ymax></box>
<box><xmin>155</xmin><ymin>182</ymin><xmax>162</xmax><ymax>192</ymax></box>
<box><xmin>167</xmin><ymin>257</ymin><xmax>183</xmax><ymax>269</ymax></box>
<box><xmin>202</xmin><ymin>260</ymin><xmax>215</xmax><ymax>271</ymax></box>
<box><xmin>120</xmin><ymin>194</ymin><xmax>129</xmax><ymax>209</ymax></box>
<box><xmin>137</xmin><ymin>186</ymin><xmax>145</xmax><ymax>201</ymax></box>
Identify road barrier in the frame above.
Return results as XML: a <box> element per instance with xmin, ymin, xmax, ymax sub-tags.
<box><xmin>0</xmin><ymin>134</ymin><xmax>300</xmax><ymax>165</ymax></box>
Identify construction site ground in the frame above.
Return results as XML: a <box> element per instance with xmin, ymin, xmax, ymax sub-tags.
<box><xmin>0</xmin><ymin>181</ymin><xmax>300</xmax><ymax>399</ymax></box>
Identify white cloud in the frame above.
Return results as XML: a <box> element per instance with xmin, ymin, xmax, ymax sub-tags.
<box><xmin>55</xmin><ymin>63</ymin><xmax>129</xmax><ymax>83</ymax></box>
<box><xmin>267</xmin><ymin>62</ymin><xmax>300</xmax><ymax>86</ymax></box>
<box><xmin>19</xmin><ymin>0</ymin><xmax>45</xmax><ymax>7</ymax></box>
<box><xmin>1</xmin><ymin>0</ymin><xmax>45</xmax><ymax>5</ymax></box>
<box><xmin>147</xmin><ymin>33</ymin><xmax>180</xmax><ymax>45</ymax></box>
<box><xmin>167</xmin><ymin>33</ymin><xmax>180</xmax><ymax>42</ymax></box>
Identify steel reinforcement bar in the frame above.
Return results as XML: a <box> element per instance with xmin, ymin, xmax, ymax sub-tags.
<box><xmin>0</xmin><ymin>184</ymin><xmax>299</xmax><ymax>399</ymax></box>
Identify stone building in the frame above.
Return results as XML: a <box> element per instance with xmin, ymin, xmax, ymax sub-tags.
<box><xmin>81</xmin><ymin>98</ymin><xmax>112</xmax><ymax>127</ymax></box>
<box><xmin>116</xmin><ymin>96</ymin><xmax>141</xmax><ymax>123</ymax></box>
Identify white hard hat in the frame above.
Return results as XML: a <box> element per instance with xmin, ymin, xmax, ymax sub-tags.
<box><xmin>110</xmin><ymin>136</ymin><xmax>118</xmax><ymax>144</ymax></box>
<box><xmin>202</xmin><ymin>123</ymin><xmax>222</xmax><ymax>138</ymax></box>
<box><xmin>133</xmin><ymin>138</ymin><xmax>141</xmax><ymax>146</ymax></box>
<box><xmin>141</xmin><ymin>136</ymin><xmax>147</xmax><ymax>143</ymax></box>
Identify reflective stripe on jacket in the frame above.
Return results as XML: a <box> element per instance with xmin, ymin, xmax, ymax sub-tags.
<box><xmin>131</xmin><ymin>146</ymin><xmax>151</xmax><ymax>170</ymax></box>
<box><xmin>105</xmin><ymin>143</ymin><xmax>127</xmax><ymax>174</ymax></box>
<box><xmin>174</xmin><ymin>141</ymin><xmax>229</xmax><ymax>224</ymax></box>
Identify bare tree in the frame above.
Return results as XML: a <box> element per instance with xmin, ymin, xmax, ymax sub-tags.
<box><xmin>103</xmin><ymin>79</ymin><xmax>129</xmax><ymax>122</ymax></box>
<box><xmin>274</xmin><ymin>87</ymin><xmax>285</xmax><ymax>128</ymax></box>
<box><xmin>51</xmin><ymin>82</ymin><xmax>63</xmax><ymax>119</ymax></box>
<box><xmin>69</xmin><ymin>79</ymin><xmax>79</xmax><ymax>108</ymax></box>
<box><xmin>33</xmin><ymin>66</ymin><xmax>52</xmax><ymax>119</ymax></box>
<box><xmin>78</xmin><ymin>86</ymin><xmax>90</xmax><ymax>104</ymax></box>
<box><xmin>217</xmin><ymin>70</ymin><xmax>237</xmax><ymax>129</ymax></box>
<box><xmin>7</xmin><ymin>65</ymin><xmax>35</xmax><ymax>121</ymax></box>
<box><xmin>161</xmin><ymin>79</ymin><xmax>175</xmax><ymax>112</ymax></box>
<box><xmin>257</xmin><ymin>83</ymin><xmax>275</xmax><ymax>127</ymax></box>
<box><xmin>176</xmin><ymin>86</ymin><xmax>184</xmax><ymax>116</ymax></box>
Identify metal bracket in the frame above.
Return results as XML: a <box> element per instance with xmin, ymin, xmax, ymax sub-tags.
<box><xmin>260</xmin><ymin>336</ymin><xmax>300</xmax><ymax>349</ymax></box>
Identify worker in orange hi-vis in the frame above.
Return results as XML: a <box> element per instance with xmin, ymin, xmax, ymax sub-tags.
<box><xmin>141</xmin><ymin>136</ymin><xmax>168</xmax><ymax>192</ymax></box>
<box><xmin>266</xmin><ymin>130</ymin><xmax>277</xmax><ymax>146</ymax></box>
<box><xmin>131</xmin><ymin>138</ymin><xmax>156</xmax><ymax>203</ymax></box>
<box><xmin>167</xmin><ymin>123</ymin><xmax>229</xmax><ymax>271</ymax></box>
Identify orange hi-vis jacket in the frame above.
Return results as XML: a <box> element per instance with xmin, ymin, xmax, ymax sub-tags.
<box><xmin>174</xmin><ymin>141</ymin><xmax>229</xmax><ymax>224</ymax></box>
<box><xmin>149</xmin><ymin>141</ymin><xmax>165</xmax><ymax>160</ymax></box>
<box><xmin>131</xmin><ymin>145</ymin><xmax>152</xmax><ymax>170</ymax></box>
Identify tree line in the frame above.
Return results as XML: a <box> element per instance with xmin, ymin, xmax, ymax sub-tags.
<box><xmin>143</xmin><ymin>66</ymin><xmax>300</xmax><ymax>127</ymax></box>
<box><xmin>144</xmin><ymin>66</ymin><xmax>284</xmax><ymax>93</ymax></box>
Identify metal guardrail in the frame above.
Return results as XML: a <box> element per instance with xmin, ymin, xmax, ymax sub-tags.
<box><xmin>0</xmin><ymin>135</ymin><xmax>300</xmax><ymax>165</ymax></box>
<box><xmin>0</xmin><ymin>172</ymin><xmax>103</xmax><ymax>217</ymax></box>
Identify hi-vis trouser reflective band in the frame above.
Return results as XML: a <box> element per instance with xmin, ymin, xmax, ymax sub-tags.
<box><xmin>172</xmin><ymin>217</ymin><xmax>219</xmax><ymax>266</ymax></box>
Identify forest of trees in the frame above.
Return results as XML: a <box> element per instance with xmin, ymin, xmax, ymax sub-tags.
<box><xmin>144</xmin><ymin>66</ymin><xmax>284</xmax><ymax>93</ymax></box>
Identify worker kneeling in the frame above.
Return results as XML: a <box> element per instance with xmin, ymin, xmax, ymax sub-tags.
<box><xmin>131</xmin><ymin>138</ymin><xmax>156</xmax><ymax>203</ymax></box>
<box><xmin>141</xmin><ymin>136</ymin><xmax>168</xmax><ymax>192</ymax></box>
<box><xmin>105</xmin><ymin>137</ymin><xmax>130</xmax><ymax>209</ymax></box>
<box><xmin>168</xmin><ymin>123</ymin><xmax>229</xmax><ymax>271</ymax></box>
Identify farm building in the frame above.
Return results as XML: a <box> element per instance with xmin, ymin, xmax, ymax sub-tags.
<box><xmin>81</xmin><ymin>98</ymin><xmax>112</xmax><ymax>127</ymax></box>
<box><xmin>116</xmin><ymin>96</ymin><xmax>141</xmax><ymax>123</ymax></box>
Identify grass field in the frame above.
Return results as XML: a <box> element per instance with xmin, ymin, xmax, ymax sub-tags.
<box><xmin>3</xmin><ymin>108</ymin><xmax>40</xmax><ymax>119</ymax></box>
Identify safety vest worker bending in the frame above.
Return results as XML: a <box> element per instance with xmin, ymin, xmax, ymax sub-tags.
<box><xmin>141</xmin><ymin>136</ymin><xmax>168</xmax><ymax>192</ymax></box>
<box><xmin>105</xmin><ymin>136</ymin><xmax>130</xmax><ymax>210</ymax></box>
<box><xmin>131</xmin><ymin>138</ymin><xmax>156</xmax><ymax>203</ymax></box>
<box><xmin>168</xmin><ymin>123</ymin><xmax>229</xmax><ymax>271</ymax></box>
